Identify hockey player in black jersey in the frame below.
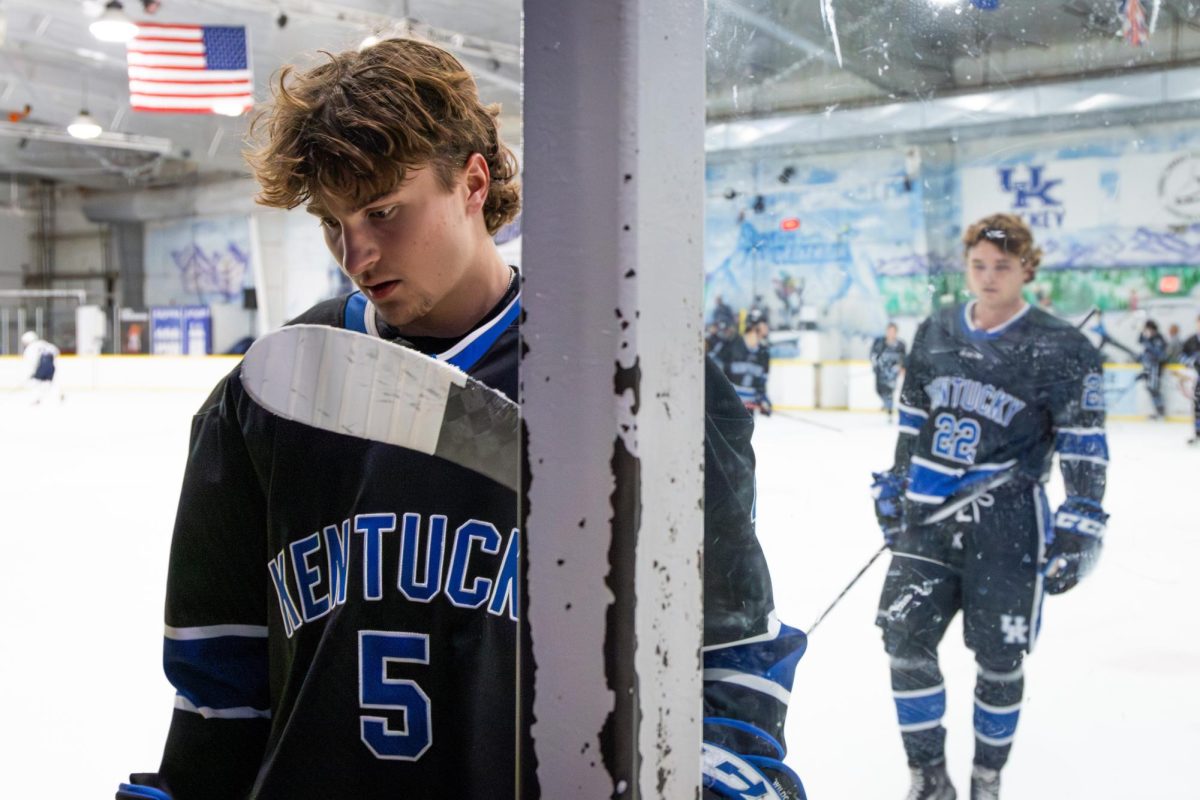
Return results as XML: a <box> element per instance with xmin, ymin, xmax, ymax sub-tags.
<box><xmin>721</xmin><ymin>308</ymin><xmax>773</xmax><ymax>415</ymax></box>
<box><xmin>870</xmin><ymin>322</ymin><xmax>907</xmax><ymax>420</ymax></box>
<box><xmin>1138</xmin><ymin>319</ymin><xmax>1169</xmax><ymax>419</ymax></box>
<box><xmin>117</xmin><ymin>37</ymin><xmax>805</xmax><ymax>800</ymax></box>
<box><xmin>1181</xmin><ymin>315</ymin><xmax>1200</xmax><ymax>444</ymax></box>
<box><xmin>870</xmin><ymin>214</ymin><xmax>1109</xmax><ymax>800</ymax></box>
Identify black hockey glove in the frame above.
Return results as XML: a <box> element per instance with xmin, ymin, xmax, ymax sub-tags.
<box><xmin>702</xmin><ymin>718</ymin><xmax>806</xmax><ymax>800</ymax></box>
<box><xmin>116</xmin><ymin>774</ymin><xmax>172</xmax><ymax>800</ymax></box>
<box><xmin>870</xmin><ymin>471</ymin><xmax>905</xmax><ymax>546</ymax></box>
<box><xmin>1043</xmin><ymin>497</ymin><xmax>1107</xmax><ymax>595</ymax></box>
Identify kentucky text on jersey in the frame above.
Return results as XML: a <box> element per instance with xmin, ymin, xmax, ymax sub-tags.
<box><xmin>926</xmin><ymin>376</ymin><xmax>1028</xmax><ymax>427</ymax></box>
<box><xmin>268</xmin><ymin>512</ymin><xmax>520</xmax><ymax>637</ymax></box>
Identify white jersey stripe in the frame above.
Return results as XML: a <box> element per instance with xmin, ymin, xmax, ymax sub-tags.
<box><xmin>175</xmin><ymin>695</ymin><xmax>271</xmax><ymax>719</ymax></box>
<box><xmin>165</xmin><ymin>624</ymin><xmax>268</xmax><ymax>640</ymax></box>
<box><xmin>702</xmin><ymin>669</ymin><xmax>792</xmax><ymax>705</ymax></box>
<box><xmin>892</xmin><ymin>684</ymin><xmax>945</xmax><ymax>699</ymax></box>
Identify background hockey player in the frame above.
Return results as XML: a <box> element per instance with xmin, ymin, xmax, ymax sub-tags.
<box><xmin>869</xmin><ymin>213</ymin><xmax>1109</xmax><ymax>800</ymax></box>
<box><xmin>1138</xmin><ymin>319</ymin><xmax>1168</xmax><ymax>419</ymax></box>
<box><xmin>20</xmin><ymin>330</ymin><xmax>62</xmax><ymax>405</ymax></box>
<box><xmin>117</xmin><ymin>37</ymin><xmax>805</xmax><ymax>800</ymax></box>
<box><xmin>721</xmin><ymin>308</ymin><xmax>773</xmax><ymax>415</ymax></box>
<box><xmin>870</xmin><ymin>322</ymin><xmax>907</xmax><ymax>420</ymax></box>
<box><xmin>1181</xmin><ymin>315</ymin><xmax>1200</xmax><ymax>445</ymax></box>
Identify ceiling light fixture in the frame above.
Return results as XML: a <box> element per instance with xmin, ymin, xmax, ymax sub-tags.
<box><xmin>67</xmin><ymin>110</ymin><xmax>103</xmax><ymax>140</ymax></box>
<box><xmin>90</xmin><ymin>1</ymin><xmax>139</xmax><ymax>43</ymax></box>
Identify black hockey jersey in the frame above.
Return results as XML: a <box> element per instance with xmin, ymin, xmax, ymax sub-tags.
<box><xmin>720</xmin><ymin>335</ymin><xmax>771</xmax><ymax>405</ymax></box>
<box><xmin>893</xmin><ymin>303</ymin><xmax>1107</xmax><ymax>510</ymax></box>
<box><xmin>149</xmin><ymin>284</ymin><xmax>802</xmax><ymax>799</ymax></box>
<box><xmin>869</xmin><ymin>337</ymin><xmax>907</xmax><ymax>386</ymax></box>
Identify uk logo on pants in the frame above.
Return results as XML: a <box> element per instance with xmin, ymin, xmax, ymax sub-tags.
<box><xmin>1000</xmin><ymin>614</ymin><xmax>1029</xmax><ymax>645</ymax></box>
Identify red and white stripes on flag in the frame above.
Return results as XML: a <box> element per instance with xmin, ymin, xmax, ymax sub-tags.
<box><xmin>127</xmin><ymin>23</ymin><xmax>254</xmax><ymax>115</ymax></box>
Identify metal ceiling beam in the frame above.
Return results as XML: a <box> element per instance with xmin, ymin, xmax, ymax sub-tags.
<box><xmin>0</xmin><ymin>120</ymin><xmax>172</xmax><ymax>153</ymax></box>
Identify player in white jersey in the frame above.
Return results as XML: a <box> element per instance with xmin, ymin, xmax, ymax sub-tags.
<box><xmin>21</xmin><ymin>331</ymin><xmax>62</xmax><ymax>404</ymax></box>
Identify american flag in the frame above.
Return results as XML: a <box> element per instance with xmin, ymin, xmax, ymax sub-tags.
<box><xmin>127</xmin><ymin>23</ymin><xmax>254</xmax><ymax>115</ymax></box>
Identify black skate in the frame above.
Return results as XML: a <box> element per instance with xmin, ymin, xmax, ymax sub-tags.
<box><xmin>970</xmin><ymin>766</ymin><xmax>1000</xmax><ymax>800</ymax></box>
<box><xmin>904</xmin><ymin>761</ymin><xmax>956</xmax><ymax>800</ymax></box>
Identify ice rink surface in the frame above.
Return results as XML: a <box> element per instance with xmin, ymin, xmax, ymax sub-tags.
<box><xmin>1</xmin><ymin>388</ymin><xmax>1196</xmax><ymax>797</ymax></box>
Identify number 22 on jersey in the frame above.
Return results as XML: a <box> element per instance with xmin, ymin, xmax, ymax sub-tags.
<box><xmin>931</xmin><ymin>412</ymin><xmax>980</xmax><ymax>465</ymax></box>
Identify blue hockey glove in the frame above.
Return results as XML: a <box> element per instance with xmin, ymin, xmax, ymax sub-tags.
<box><xmin>702</xmin><ymin>719</ymin><xmax>805</xmax><ymax>800</ymax></box>
<box><xmin>870</xmin><ymin>471</ymin><xmax>906</xmax><ymax>546</ymax></box>
<box><xmin>1044</xmin><ymin>497</ymin><xmax>1107</xmax><ymax>595</ymax></box>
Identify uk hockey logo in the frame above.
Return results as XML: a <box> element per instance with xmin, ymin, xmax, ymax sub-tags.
<box><xmin>998</xmin><ymin>165</ymin><xmax>1065</xmax><ymax>229</ymax></box>
<box><xmin>1000</xmin><ymin>614</ymin><xmax>1029</xmax><ymax>645</ymax></box>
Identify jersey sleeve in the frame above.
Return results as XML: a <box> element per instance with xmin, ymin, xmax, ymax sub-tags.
<box><xmin>892</xmin><ymin>320</ymin><xmax>932</xmax><ymax>473</ymax></box>
<box><xmin>155</xmin><ymin>371</ymin><xmax>273</xmax><ymax>798</ymax></box>
<box><xmin>701</xmin><ymin>357</ymin><xmax>806</xmax><ymax>754</ymax></box>
<box><xmin>1052</xmin><ymin>338</ymin><xmax>1108</xmax><ymax>505</ymax></box>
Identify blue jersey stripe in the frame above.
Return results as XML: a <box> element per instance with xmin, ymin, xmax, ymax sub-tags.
<box><xmin>898</xmin><ymin>409</ymin><xmax>926</xmax><ymax>430</ymax></box>
<box><xmin>703</xmin><ymin>623</ymin><xmax>806</xmax><ymax>695</ymax></box>
<box><xmin>343</xmin><ymin>292</ymin><xmax>369</xmax><ymax>333</ymax></box>
<box><xmin>164</xmin><ymin>634</ymin><xmax>269</xmax><ymax>712</ymax></box>
<box><xmin>443</xmin><ymin>295</ymin><xmax>520</xmax><ymax>372</ymax></box>
<box><xmin>908</xmin><ymin>461</ymin><xmax>1007</xmax><ymax>502</ymax></box>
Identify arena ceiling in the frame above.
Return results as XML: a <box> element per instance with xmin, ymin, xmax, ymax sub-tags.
<box><xmin>1</xmin><ymin>0</ymin><xmax>1198</xmax><ymax>190</ymax></box>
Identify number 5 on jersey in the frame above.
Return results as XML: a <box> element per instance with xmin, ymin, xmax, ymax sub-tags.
<box><xmin>359</xmin><ymin>631</ymin><xmax>433</xmax><ymax>760</ymax></box>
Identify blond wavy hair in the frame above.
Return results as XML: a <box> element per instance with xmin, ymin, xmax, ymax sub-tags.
<box><xmin>962</xmin><ymin>213</ymin><xmax>1043</xmax><ymax>283</ymax></box>
<box><xmin>246</xmin><ymin>38</ymin><xmax>520</xmax><ymax>235</ymax></box>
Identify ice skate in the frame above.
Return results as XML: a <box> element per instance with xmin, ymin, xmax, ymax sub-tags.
<box><xmin>970</xmin><ymin>766</ymin><xmax>1000</xmax><ymax>800</ymax></box>
<box><xmin>904</xmin><ymin>761</ymin><xmax>956</xmax><ymax>800</ymax></box>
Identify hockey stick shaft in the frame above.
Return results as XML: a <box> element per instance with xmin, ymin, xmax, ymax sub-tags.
<box><xmin>807</xmin><ymin>543</ymin><xmax>888</xmax><ymax>635</ymax></box>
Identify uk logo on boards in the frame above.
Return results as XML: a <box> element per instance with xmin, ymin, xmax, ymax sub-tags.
<box><xmin>998</xmin><ymin>165</ymin><xmax>1065</xmax><ymax>229</ymax></box>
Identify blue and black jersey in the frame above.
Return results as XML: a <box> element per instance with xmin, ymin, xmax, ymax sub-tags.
<box><xmin>894</xmin><ymin>303</ymin><xmax>1107</xmax><ymax>511</ymax></box>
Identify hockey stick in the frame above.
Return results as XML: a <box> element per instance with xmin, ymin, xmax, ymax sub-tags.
<box><xmin>807</xmin><ymin>544</ymin><xmax>888</xmax><ymax>635</ymax></box>
<box><xmin>773</xmin><ymin>409</ymin><xmax>845</xmax><ymax>433</ymax></box>
<box><xmin>240</xmin><ymin>325</ymin><xmax>519</xmax><ymax>491</ymax></box>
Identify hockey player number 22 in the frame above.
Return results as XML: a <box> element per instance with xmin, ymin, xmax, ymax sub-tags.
<box><xmin>931</xmin><ymin>412</ymin><xmax>980</xmax><ymax>465</ymax></box>
<box><xmin>358</xmin><ymin>630</ymin><xmax>434</xmax><ymax>761</ymax></box>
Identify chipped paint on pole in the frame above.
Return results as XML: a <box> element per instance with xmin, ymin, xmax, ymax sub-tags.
<box><xmin>523</xmin><ymin>0</ymin><xmax>705</xmax><ymax>797</ymax></box>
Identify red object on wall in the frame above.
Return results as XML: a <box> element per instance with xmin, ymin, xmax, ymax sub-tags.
<box><xmin>1159</xmin><ymin>275</ymin><xmax>1181</xmax><ymax>294</ymax></box>
<box><xmin>780</xmin><ymin>218</ymin><xmax>800</xmax><ymax>231</ymax></box>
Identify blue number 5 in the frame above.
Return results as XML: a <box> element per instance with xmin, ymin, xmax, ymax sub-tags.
<box><xmin>359</xmin><ymin>631</ymin><xmax>432</xmax><ymax>761</ymax></box>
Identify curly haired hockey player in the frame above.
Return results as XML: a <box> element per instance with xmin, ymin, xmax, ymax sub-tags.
<box><xmin>116</xmin><ymin>38</ymin><xmax>805</xmax><ymax>800</ymax></box>
<box><xmin>870</xmin><ymin>214</ymin><xmax>1109</xmax><ymax>800</ymax></box>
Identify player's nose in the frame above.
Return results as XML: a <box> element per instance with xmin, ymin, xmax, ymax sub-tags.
<box><xmin>339</xmin><ymin>227</ymin><xmax>380</xmax><ymax>277</ymax></box>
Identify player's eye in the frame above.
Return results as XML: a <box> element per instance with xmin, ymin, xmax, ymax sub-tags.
<box><xmin>368</xmin><ymin>205</ymin><xmax>397</xmax><ymax>220</ymax></box>
<box><xmin>320</xmin><ymin>217</ymin><xmax>341</xmax><ymax>230</ymax></box>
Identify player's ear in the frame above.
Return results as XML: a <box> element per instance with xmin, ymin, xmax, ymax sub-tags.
<box><xmin>462</xmin><ymin>153</ymin><xmax>491</xmax><ymax>216</ymax></box>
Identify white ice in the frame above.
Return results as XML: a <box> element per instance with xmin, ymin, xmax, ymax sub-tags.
<box><xmin>1</xmin><ymin>389</ymin><xmax>1196</xmax><ymax>797</ymax></box>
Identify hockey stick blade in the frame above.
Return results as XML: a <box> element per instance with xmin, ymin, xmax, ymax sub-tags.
<box><xmin>919</xmin><ymin>470</ymin><xmax>1014</xmax><ymax>525</ymax></box>
<box><xmin>241</xmin><ymin>325</ymin><xmax>519</xmax><ymax>492</ymax></box>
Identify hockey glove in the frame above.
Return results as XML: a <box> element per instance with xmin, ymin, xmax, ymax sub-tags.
<box><xmin>702</xmin><ymin>718</ymin><xmax>806</xmax><ymax>800</ymax></box>
<box><xmin>870</xmin><ymin>471</ymin><xmax>906</xmax><ymax>546</ymax></box>
<box><xmin>1043</xmin><ymin>497</ymin><xmax>1107</xmax><ymax>595</ymax></box>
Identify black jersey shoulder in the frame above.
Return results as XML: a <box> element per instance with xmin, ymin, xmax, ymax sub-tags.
<box><xmin>286</xmin><ymin>295</ymin><xmax>349</xmax><ymax>328</ymax></box>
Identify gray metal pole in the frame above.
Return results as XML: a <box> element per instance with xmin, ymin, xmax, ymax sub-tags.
<box><xmin>523</xmin><ymin>0</ymin><xmax>705</xmax><ymax>797</ymax></box>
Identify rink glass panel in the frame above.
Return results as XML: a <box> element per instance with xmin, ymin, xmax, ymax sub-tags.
<box><xmin>705</xmin><ymin>1</ymin><xmax>1198</xmax><ymax>798</ymax></box>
